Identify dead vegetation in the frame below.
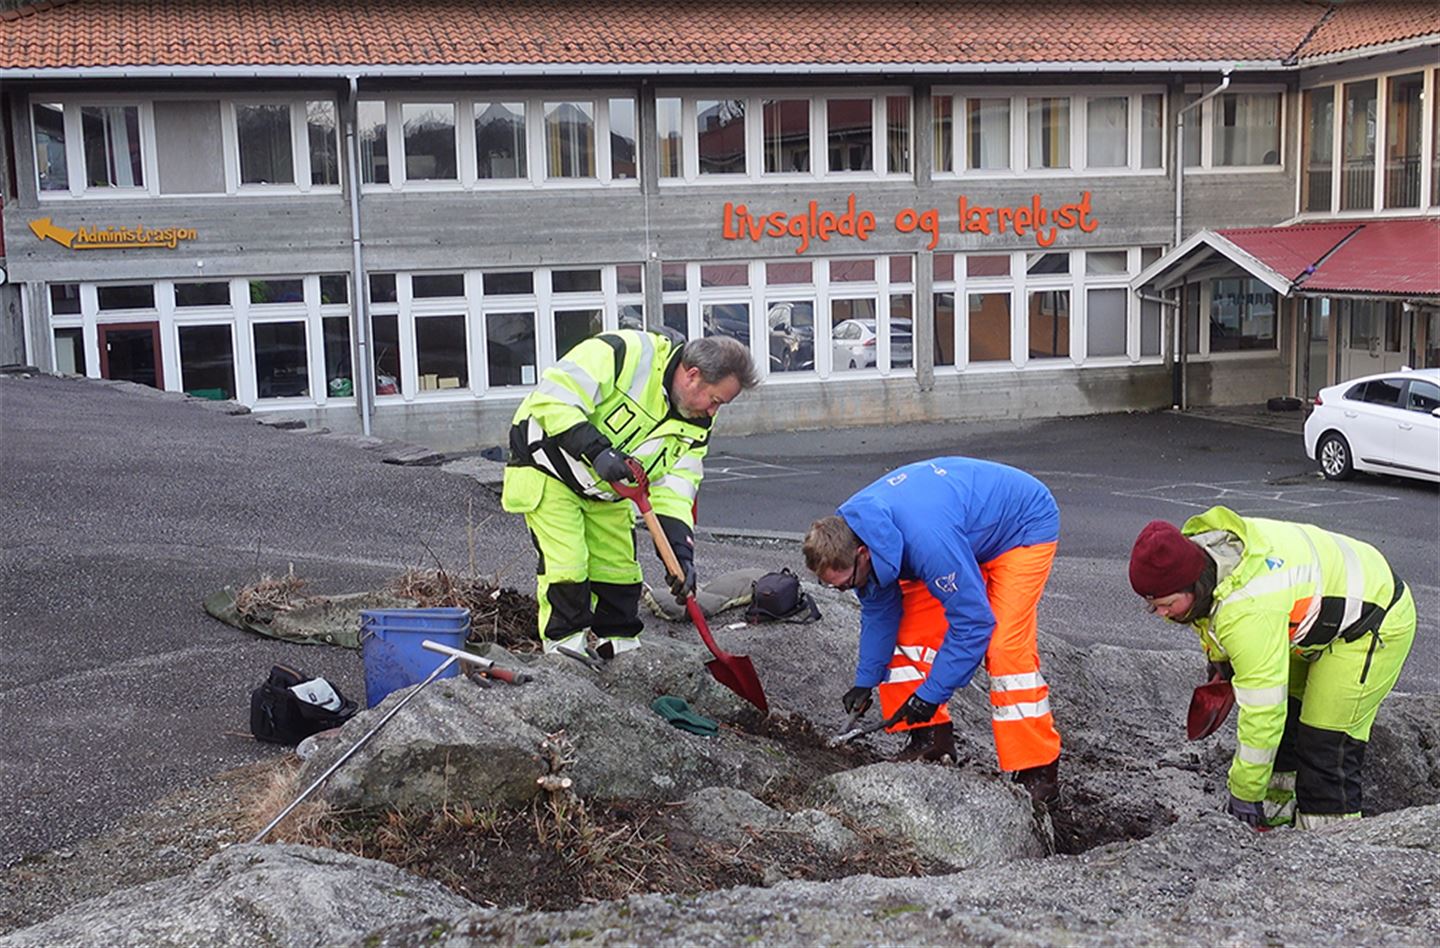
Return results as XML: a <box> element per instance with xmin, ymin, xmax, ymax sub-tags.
<box><xmin>388</xmin><ymin>567</ymin><xmax>540</xmax><ymax>652</ymax></box>
<box><xmin>232</xmin><ymin>564</ymin><xmax>310</xmax><ymax>622</ymax></box>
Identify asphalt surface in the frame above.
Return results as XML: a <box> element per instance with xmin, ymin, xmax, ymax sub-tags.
<box><xmin>2</xmin><ymin>376</ymin><xmax>1436</xmax><ymax>868</ymax></box>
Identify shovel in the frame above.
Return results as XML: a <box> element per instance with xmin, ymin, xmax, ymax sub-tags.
<box><xmin>610</xmin><ymin>463</ymin><xmax>769</xmax><ymax>714</ymax></box>
<box><xmin>1186</xmin><ymin>672</ymin><xmax>1236</xmax><ymax>741</ymax></box>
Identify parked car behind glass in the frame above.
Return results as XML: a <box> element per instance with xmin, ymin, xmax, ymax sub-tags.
<box><xmin>1303</xmin><ymin>367</ymin><xmax>1440</xmax><ymax>484</ymax></box>
<box><xmin>832</xmin><ymin>318</ymin><xmax>912</xmax><ymax>369</ymax></box>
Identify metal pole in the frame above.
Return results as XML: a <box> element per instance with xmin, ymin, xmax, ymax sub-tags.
<box><xmin>343</xmin><ymin>75</ymin><xmax>374</xmax><ymax>436</ymax></box>
<box><xmin>1174</xmin><ymin>69</ymin><xmax>1232</xmax><ymax>248</ymax></box>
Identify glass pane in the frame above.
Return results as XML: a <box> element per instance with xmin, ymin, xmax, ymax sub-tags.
<box><xmin>34</xmin><ymin>102</ymin><xmax>68</xmax><ymax>191</ymax></box>
<box><xmin>237</xmin><ymin>104</ymin><xmax>294</xmax><ymax>185</ymax></box>
<box><xmin>97</xmin><ymin>284</ymin><xmax>154</xmax><ymax>310</ymax></box>
<box><xmin>372</xmin><ymin>314</ymin><xmax>401</xmax><ymax>393</ymax></box>
<box><xmin>178</xmin><ymin>324</ymin><xmax>236</xmax><ymax>399</ymax></box>
<box><xmin>416</xmin><ymin>315</ymin><xmax>468</xmax><ymax>390</ymax></box>
<box><xmin>545</xmin><ymin>101</ymin><xmax>596</xmax><ymax>178</ymax></box>
<box><xmin>319</xmin><ymin>274</ymin><xmax>349</xmax><ymax>305</ymax></box>
<box><xmin>475</xmin><ymin>101</ymin><xmax>527</xmax><ymax>179</ymax></box>
<box><xmin>933</xmin><ymin>254</ymin><xmax>955</xmax><ymax>282</ymax></box>
<box><xmin>616</xmin><ymin>265</ymin><xmax>644</xmax><ymax>294</ymax></box>
<box><xmin>767</xmin><ymin>300</ymin><xmax>815</xmax><ymax>373</ymax></box>
<box><xmin>618</xmin><ymin>303</ymin><xmax>646</xmax><ymax>333</ymax></box>
<box><xmin>890</xmin><ymin>256</ymin><xmax>912</xmax><ymax>284</ymax></box>
<box><xmin>369</xmin><ymin>273</ymin><xmax>398</xmax><ymax>303</ymax></box>
<box><xmin>1302</xmin><ymin>87</ymin><xmax>1335</xmax><ymax>212</ymax></box>
<box><xmin>54</xmin><ymin>327</ymin><xmax>87</xmax><ymax>375</ymax></box>
<box><xmin>554</xmin><ymin>308</ymin><xmax>603</xmax><ymax>359</ymax></box>
<box><xmin>81</xmin><ymin>105</ymin><xmax>143</xmax><ymax>188</ymax></box>
<box><xmin>1181</xmin><ymin>94</ymin><xmax>1201</xmax><ymax>168</ymax></box>
<box><xmin>1384</xmin><ymin>73</ymin><xmax>1423</xmax><ymax>209</ymax></box>
<box><xmin>1086</xmin><ymin>97</ymin><xmax>1128</xmax><ymax>168</ymax></box>
<box><xmin>307</xmin><ymin>100</ymin><xmax>340</xmax><ymax>186</ymax></box>
<box><xmin>697</xmin><ymin>99</ymin><xmax>746</xmax><ymax>175</ymax></box>
<box><xmin>886</xmin><ymin>96</ymin><xmax>910</xmax><ymax>174</ymax></box>
<box><xmin>662</xmin><ymin>263</ymin><xmax>688</xmax><ymax>291</ymax></box>
<box><xmin>1210</xmin><ymin>278</ymin><xmax>1246</xmax><ymax>352</ymax></box>
<box><xmin>1141</xmin><ymin>93</ymin><xmax>1164</xmax><ymax>168</ymax></box>
<box><xmin>1213</xmin><ymin>93</ymin><xmax>1280</xmax><ymax>167</ymax></box>
<box><xmin>1086</xmin><ymin>251</ymin><xmax>1128</xmax><ymax>275</ymax></box>
<box><xmin>249</xmin><ymin>279</ymin><xmax>304</xmax><ymax>304</ymax></box>
<box><xmin>1028</xmin><ymin>290</ymin><xmax>1070</xmax><ymax>358</ymax></box>
<box><xmin>1141</xmin><ymin>299</ymin><xmax>1161</xmax><ymax>356</ymax></box>
<box><xmin>1027</xmin><ymin>97</ymin><xmax>1070</xmax><ymax>169</ymax></box>
<box><xmin>402</xmin><ymin>103</ymin><xmax>457</xmax><ymax>180</ymax></box>
<box><xmin>663</xmin><ymin>302</ymin><xmax>689</xmax><ymax>342</ymax></box>
<box><xmin>552</xmin><ymin>269</ymin><xmax>602</xmax><ymax>293</ymax></box>
<box><xmin>827</xmin><ymin>99</ymin><xmax>872</xmax><ymax>172</ymax></box>
<box><xmin>49</xmin><ymin>283</ymin><xmax>82</xmax><ymax>315</ymax></box>
<box><xmin>700</xmin><ymin>264</ymin><xmax>748</xmax><ymax>288</ymax></box>
<box><xmin>967</xmin><ymin>254</ymin><xmax>1010</xmax><ymax>278</ymax></box>
<box><xmin>483</xmin><ymin>271</ymin><xmax>533</xmax><ymax>295</ymax></box>
<box><xmin>1142</xmin><ymin>246</ymin><xmax>1164</xmax><ymax>268</ymax></box>
<box><xmin>968</xmin><ymin>98</ymin><xmax>1010</xmax><ymax>171</ymax></box>
<box><xmin>703</xmin><ymin>302</ymin><xmax>750</xmax><ymax>348</ymax></box>
<box><xmin>609</xmin><ymin>98</ymin><xmax>637</xmax><ymax>179</ymax></box>
<box><xmin>657</xmin><ymin>97</ymin><xmax>682</xmax><ymax>178</ymax></box>
<box><xmin>889</xmin><ymin>295</ymin><xmax>913</xmax><ymax>368</ymax></box>
<box><xmin>830</xmin><ymin>259</ymin><xmax>875</xmax><ymax>283</ymax></box>
<box><xmin>412</xmin><ymin>273</ymin><xmax>465</xmax><ymax>298</ymax></box>
<box><xmin>358</xmin><ymin>100</ymin><xmax>389</xmax><ymax>184</ymax></box>
<box><xmin>763</xmin><ymin>99</ymin><xmax>810</xmax><ymax>174</ymax></box>
<box><xmin>1027</xmin><ymin>252</ymin><xmax>1069</xmax><ymax>275</ymax></box>
<box><xmin>935</xmin><ymin>291</ymin><xmax>955</xmax><ymax>366</ymax></box>
<box><xmin>486</xmin><ymin>312</ymin><xmax>537</xmax><ymax>386</ymax></box>
<box><xmin>832</xmin><ymin>298</ymin><xmax>877</xmax><ymax>370</ymax></box>
<box><xmin>1087</xmin><ymin>288</ymin><xmax>1127</xmax><ymax>357</ymax></box>
<box><xmin>1341</xmin><ymin>80</ymin><xmax>1377</xmax><ymax>211</ymax></box>
<box><xmin>174</xmin><ymin>281</ymin><xmax>230</xmax><ymax>307</ymax></box>
<box><xmin>933</xmin><ymin>95</ymin><xmax>953</xmax><ymax>173</ymax></box>
<box><xmin>1184</xmin><ymin>284</ymin><xmax>1201</xmax><ymax>354</ymax></box>
<box><xmin>970</xmin><ymin>292</ymin><xmax>1011</xmax><ymax>363</ymax></box>
<box><xmin>321</xmin><ymin>316</ymin><xmax>354</xmax><ymax>397</ymax></box>
<box><xmin>253</xmin><ymin>321</ymin><xmax>310</xmax><ymax>398</ymax></box>
<box><xmin>1434</xmin><ymin>68</ymin><xmax>1440</xmax><ymax>207</ymax></box>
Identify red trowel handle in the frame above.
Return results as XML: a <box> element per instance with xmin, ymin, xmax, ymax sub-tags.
<box><xmin>608</xmin><ymin>458</ymin><xmax>651</xmax><ymax>508</ymax></box>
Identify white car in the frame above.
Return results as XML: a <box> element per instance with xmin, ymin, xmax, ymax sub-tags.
<box><xmin>1303</xmin><ymin>367</ymin><xmax>1440</xmax><ymax>483</ymax></box>
<box><xmin>832</xmin><ymin>318</ymin><xmax>912</xmax><ymax>370</ymax></box>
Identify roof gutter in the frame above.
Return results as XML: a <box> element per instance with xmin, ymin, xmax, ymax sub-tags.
<box><xmin>1294</xmin><ymin>34</ymin><xmax>1440</xmax><ymax>68</ymax></box>
<box><xmin>0</xmin><ymin>58</ymin><xmax>1292</xmax><ymax>82</ymax></box>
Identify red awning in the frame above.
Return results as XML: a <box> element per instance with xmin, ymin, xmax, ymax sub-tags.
<box><xmin>1218</xmin><ymin>218</ymin><xmax>1440</xmax><ymax>297</ymax></box>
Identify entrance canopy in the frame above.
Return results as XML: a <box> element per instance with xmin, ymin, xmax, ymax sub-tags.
<box><xmin>1133</xmin><ymin>218</ymin><xmax>1440</xmax><ymax>302</ymax></box>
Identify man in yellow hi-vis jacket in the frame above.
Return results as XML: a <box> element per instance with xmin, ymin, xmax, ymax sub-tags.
<box><xmin>1129</xmin><ymin>506</ymin><xmax>1415</xmax><ymax>829</ymax></box>
<box><xmin>502</xmin><ymin>330</ymin><xmax>757</xmax><ymax>658</ymax></box>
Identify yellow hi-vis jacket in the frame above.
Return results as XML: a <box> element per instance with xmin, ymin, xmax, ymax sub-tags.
<box><xmin>1182</xmin><ymin>506</ymin><xmax>1401</xmax><ymax>801</ymax></box>
<box><xmin>502</xmin><ymin>330</ymin><xmax>708</xmax><ymax>526</ymax></box>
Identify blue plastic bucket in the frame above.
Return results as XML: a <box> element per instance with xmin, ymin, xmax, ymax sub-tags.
<box><xmin>359</xmin><ymin>607</ymin><xmax>472</xmax><ymax>708</ymax></box>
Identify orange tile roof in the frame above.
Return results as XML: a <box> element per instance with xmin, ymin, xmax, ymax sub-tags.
<box><xmin>0</xmin><ymin>1</ymin><xmax>1432</xmax><ymax>72</ymax></box>
<box><xmin>1301</xmin><ymin>0</ymin><xmax>1440</xmax><ymax>59</ymax></box>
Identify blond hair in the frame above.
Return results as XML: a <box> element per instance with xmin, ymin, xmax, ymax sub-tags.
<box><xmin>803</xmin><ymin>515</ymin><xmax>860</xmax><ymax>574</ymax></box>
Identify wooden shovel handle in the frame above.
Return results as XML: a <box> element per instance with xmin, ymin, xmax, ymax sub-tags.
<box><xmin>639</xmin><ymin>505</ymin><xmax>685</xmax><ymax>583</ymax></box>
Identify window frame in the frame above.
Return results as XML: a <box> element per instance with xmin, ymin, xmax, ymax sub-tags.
<box><xmin>223</xmin><ymin>95</ymin><xmax>344</xmax><ymax>195</ymax></box>
<box><xmin>1179</xmin><ymin>83</ymin><xmax>1287</xmax><ymax>175</ymax></box>
<box><xmin>29</xmin><ymin>95</ymin><xmax>159</xmax><ymax>199</ymax></box>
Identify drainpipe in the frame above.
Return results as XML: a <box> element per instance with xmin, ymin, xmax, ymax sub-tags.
<box><xmin>1138</xmin><ymin>291</ymin><xmax>1183</xmax><ymax>408</ymax></box>
<box><xmin>1173</xmin><ymin>68</ymin><xmax>1231</xmax><ymax>248</ymax></box>
<box><xmin>343</xmin><ymin>75</ymin><xmax>375</xmax><ymax>436</ymax></box>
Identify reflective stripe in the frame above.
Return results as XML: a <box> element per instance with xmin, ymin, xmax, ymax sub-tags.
<box><xmin>534</xmin><ymin>378</ymin><xmax>589</xmax><ymax>410</ymax></box>
<box><xmin>551</xmin><ymin>359</ymin><xmax>601</xmax><ymax>405</ymax></box>
<box><xmin>1233</xmin><ymin>684</ymin><xmax>1288</xmax><ymax>707</ymax></box>
<box><xmin>1333</xmin><ymin>534</ymin><xmax>1367</xmax><ymax>633</ymax></box>
<box><xmin>1236</xmin><ymin>742</ymin><xmax>1278</xmax><ymax>765</ymax></box>
<box><xmin>893</xmin><ymin>645</ymin><xmax>938</xmax><ymax>664</ymax></box>
<box><xmin>673</xmin><ymin>453</ymin><xmax>704</xmax><ymax>476</ymax></box>
<box><xmin>624</xmin><ymin>333</ymin><xmax>656</xmax><ymax>403</ymax></box>
<box><xmin>991</xmin><ymin>697</ymin><xmax>1052</xmax><ymax>721</ymax></box>
<box><xmin>990</xmin><ymin>671</ymin><xmax>1046</xmax><ymax>693</ymax></box>
<box><xmin>656</xmin><ymin>473</ymin><xmax>697</xmax><ymax>502</ymax></box>
<box><xmin>631</xmin><ymin>437</ymin><xmax>666</xmax><ymax>457</ymax></box>
<box><xmin>884</xmin><ymin>666</ymin><xmax>925</xmax><ymax>684</ymax></box>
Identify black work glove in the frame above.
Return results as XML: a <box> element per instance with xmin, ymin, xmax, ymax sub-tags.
<box><xmin>1206</xmin><ymin>660</ymin><xmax>1235</xmax><ymax>682</ymax></box>
<box><xmin>1227</xmin><ymin>794</ymin><xmax>1265</xmax><ymax>829</ymax></box>
<box><xmin>657</xmin><ymin>515</ymin><xmax>696</xmax><ymax>606</ymax></box>
<box><xmin>898</xmin><ymin>694</ymin><xmax>941</xmax><ymax>726</ymax></box>
<box><xmin>842</xmin><ymin>686</ymin><xmax>873</xmax><ymax>716</ymax></box>
<box><xmin>590</xmin><ymin>447</ymin><xmax>640</xmax><ymax>484</ymax></box>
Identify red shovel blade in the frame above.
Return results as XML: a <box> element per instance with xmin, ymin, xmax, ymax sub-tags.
<box><xmin>689</xmin><ymin>598</ymin><xmax>769</xmax><ymax>714</ymax></box>
<box><xmin>1186</xmin><ymin>674</ymin><xmax>1236</xmax><ymax>741</ymax></box>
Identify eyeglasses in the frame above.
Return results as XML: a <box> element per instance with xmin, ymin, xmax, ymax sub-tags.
<box><xmin>822</xmin><ymin>554</ymin><xmax>863</xmax><ymax>591</ymax></box>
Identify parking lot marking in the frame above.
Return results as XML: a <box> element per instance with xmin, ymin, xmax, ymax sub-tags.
<box><xmin>1113</xmin><ymin>480</ymin><xmax>1398</xmax><ymax>513</ymax></box>
<box><xmin>704</xmin><ymin>455</ymin><xmax>818</xmax><ymax>485</ymax></box>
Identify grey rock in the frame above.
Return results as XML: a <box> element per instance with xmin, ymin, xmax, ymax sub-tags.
<box><xmin>440</xmin><ymin>455</ymin><xmax>506</xmax><ymax>489</ymax></box>
<box><xmin>0</xmin><ymin>844</ymin><xmax>473</xmax><ymax>948</ymax></box>
<box><xmin>784</xmin><ymin>809</ymin><xmax>858</xmax><ymax>855</ymax></box>
<box><xmin>809</xmin><ymin>761</ymin><xmax>1046</xmax><ymax>869</ymax></box>
<box><xmin>678</xmin><ymin>787</ymin><xmax>784</xmax><ymax>843</ymax></box>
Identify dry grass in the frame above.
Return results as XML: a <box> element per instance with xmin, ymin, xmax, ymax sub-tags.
<box><xmin>389</xmin><ymin>567</ymin><xmax>540</xmax><ymax>652</ymax></box>
<box><xmin>233</xmin><ymin>564</ymin><xmax>313</xmax><ymax>621</ymax></box>
<box><xmin>238</xmin><ymin>757</ymin><xmax>340</xmax><ymax>846</ymax></box>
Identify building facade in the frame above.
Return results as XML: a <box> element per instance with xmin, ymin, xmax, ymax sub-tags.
<box><xmin>2</xmin><ymin>0</ymin><xmax>1437</xmax><ymax>449</ymax></box>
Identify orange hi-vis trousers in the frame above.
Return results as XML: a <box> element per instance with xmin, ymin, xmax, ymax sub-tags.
<box><xmin>877</xmin><ymin>541</ymin><xmax>1062</xmax><ymax>773</ymax></box>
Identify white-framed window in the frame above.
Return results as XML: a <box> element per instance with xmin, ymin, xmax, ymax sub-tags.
<box><xmin>225</xmin><ymin>97</ymin><xmax>342</xmax><ymax>192</ymax></box>
<box><xmin>1180</xmin><ymin>86</ymin><xmax>1285</xmax><ymax>172</ymax></box>
<box><xmin>31</xmin><ymin>97</ymin><xmax>157</xmax><ymax>197</ymax></box>
<box><xmin>358</xmin><ymin>94</ymin><xmax>638</xmax><ymax>191</ymax></box>
<box><xmin>932</xmin><ymin>88</ymin><xmax>1165</xmax><ymax>176</ymax></box>
<box><xmin>657</xmin><ymin>90</ymin><xmax>913</xmax><ymax>184</ymax></box>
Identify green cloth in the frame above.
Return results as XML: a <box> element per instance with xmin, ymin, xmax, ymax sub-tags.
<box><xmin>650</xmin><ymin>695</ymin><xmax>718</xmax><ymax>737</ymax></box>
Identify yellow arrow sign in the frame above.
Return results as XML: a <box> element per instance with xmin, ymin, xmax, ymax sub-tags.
<box><xmin>29</xmin><ymin>217</ymin><xmax>76</xmax><ymax>248</ymax></box>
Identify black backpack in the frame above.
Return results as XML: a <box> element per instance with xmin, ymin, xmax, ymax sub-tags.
<box><xmin>745</xmin><ymin>569</ymin><xmax>822</xmax><ymax>624</ymax></box>
<box><xmin>249</xmin><ymin>664</ymin><xmax>358</xmax><ymax>745</ymax></box>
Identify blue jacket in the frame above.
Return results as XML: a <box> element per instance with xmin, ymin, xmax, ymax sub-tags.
<box><xmin>839</xmin><ymin>457</ymin><xmax>1060</xmax><ymax>704</ymax></box>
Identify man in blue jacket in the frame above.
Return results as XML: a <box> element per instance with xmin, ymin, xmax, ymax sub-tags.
<box><xmin>804</xmin><ymin>457</ymin><xmax>1063</xmax><ymax>802</ymax></box>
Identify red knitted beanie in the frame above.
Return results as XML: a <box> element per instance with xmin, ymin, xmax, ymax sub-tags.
<box><xmin>1129</xmin><ymin>520</ymin><xmax>1207</xmax><ymax>597</ymax></box>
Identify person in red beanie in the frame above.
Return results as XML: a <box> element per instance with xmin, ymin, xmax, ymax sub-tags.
<box><xmin>1130</xmin><ymin>506</ymin><xmax>1414</xmax><ymax>830</ymax></box>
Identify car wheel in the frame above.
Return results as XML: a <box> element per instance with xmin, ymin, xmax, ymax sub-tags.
<box><xmin>1318</xmin><ymin>432</ymin><xmax>1355</xmax><ymax>481</ymax></box>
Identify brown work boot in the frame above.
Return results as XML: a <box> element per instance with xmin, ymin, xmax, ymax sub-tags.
<box><xmin>1013</xmin><ymin>759</ymin><xmax>1060</xmax><ymax>806</ymax></box>
<box><xmin>893</xmin><ymin>722</ymin><xmax>955</xmax><ymax>763</ymax></box>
